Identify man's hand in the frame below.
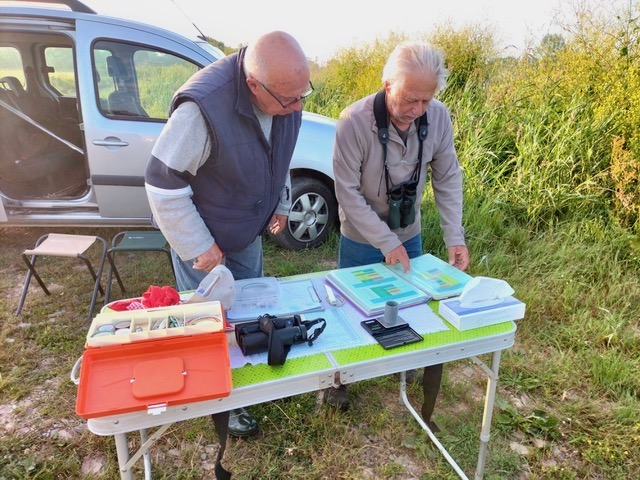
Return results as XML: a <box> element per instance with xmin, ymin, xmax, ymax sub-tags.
<box><xmin>192</xmin><ymin>243</ymin><xmax>225</xmax><ymax>272</ymax></box>
<box><xmin>268</xmin><ymin>213</ymin><xmax>287</xmax><ymax>235</ymax></box>
<box><xmin>448</xmin><ymin>245</ymin><xmax>469</xmax><ymax>271</ymax></box>
<box><xmin>385</xmin><ymin>245</ymin><xmax>411</xmax><ymax>273</ymax></box>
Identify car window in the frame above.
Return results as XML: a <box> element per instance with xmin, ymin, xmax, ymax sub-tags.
<box><xmin>44</xmin><ymin>47</ymin><xmax>76</xmax><ymax>96</ymax></box>
<box><xmin>0</xmin><ymin>46</ymin><xmax>26</xmax><ymax>86</ymax></box>
<box><xmin>93</xmin><ymin>40</ymin><xmax>199</xmax><ymax>120</ymax></box>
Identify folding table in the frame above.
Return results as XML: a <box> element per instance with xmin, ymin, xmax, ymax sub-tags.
<box><xmin>79</xmin><ymin>284</ymin><xmax>516</xmax><ymax>480</ymax></box>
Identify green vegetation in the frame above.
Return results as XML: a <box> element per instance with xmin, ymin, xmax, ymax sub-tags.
<box><xmin>1</xmin><ymin>2</ymin><xmax>639</xmax><ymax>479</ymax></box>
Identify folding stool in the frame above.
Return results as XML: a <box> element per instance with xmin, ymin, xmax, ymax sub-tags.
<box><xmin>103</xmin><ymin>230</ymin><xmax>176</xmax><ymax>304</ymax></box>
<box><xmin>15</xmin><ymin>233</ymin><xmax>109</xmax><ymax>322</ymax></box>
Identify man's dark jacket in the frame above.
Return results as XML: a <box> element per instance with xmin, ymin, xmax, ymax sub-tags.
<box><xmin>170</xmin><ymin>48</ymin><xmax>301</xmax><ymax>252</ymax></box>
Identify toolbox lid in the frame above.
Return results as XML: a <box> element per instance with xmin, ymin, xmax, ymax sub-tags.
<box><xmin>75</xmin><ymin>333</ymin><xmax>232</xmax><ymax>419</ymax></box>
<box><xmin>132</xmin><ymin>357</ymin><xmax>185</xmax><ymax>399</ymax></box>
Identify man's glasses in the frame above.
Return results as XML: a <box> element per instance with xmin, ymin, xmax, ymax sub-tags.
<box><xmin>257</xmin><ymin>80</ymin><xmax>314</xmax><ymax>109</ymax></box>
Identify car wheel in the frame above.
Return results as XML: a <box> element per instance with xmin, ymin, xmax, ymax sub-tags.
<box><xmin>269</xmin><ymin>176</ymin><xmax>337</xmax><ymax>250</ymax></box>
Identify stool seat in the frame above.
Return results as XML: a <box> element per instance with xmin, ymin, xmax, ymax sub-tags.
<box><xmin>24</xmin><ymin>233</ymin><xmax>98</xmax><ymax>257</ymax></box>
<box><xmin>110</xmin><ymin>231</ymin><xmax>169</xmax><ymax>251</ymax></box>
<box><xmin>104</xmin><ymin>230</ymin><xmax>176</xmax><ymax>304</ymax></box>
<box><xmin>15</xmin><ymin>233</ymin><xmax>108</xmax><ymax>322</ymax></box>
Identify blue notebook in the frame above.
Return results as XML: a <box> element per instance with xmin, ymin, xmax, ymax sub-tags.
<box><xmin>325</xmin><ymin>262</ymin><xmax>430</xmax><ymax>316</ymax></box>
<box><xmin>385</xmin><ymin>253</ymin><xmax>473</xmax><ymax>300</ymax></box>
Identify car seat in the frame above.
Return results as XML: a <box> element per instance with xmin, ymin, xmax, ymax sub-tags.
<box><xmin>106</xmin><ymin>56</ymin><xmax>148</xmax><ymax>117</ymax></box>
<box><xmin>0</xmin><ymin>81</ymin><xmax>83</xmax><ymax>192</ymax></box>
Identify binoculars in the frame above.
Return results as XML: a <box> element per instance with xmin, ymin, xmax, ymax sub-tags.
<box><xmin>235</xmin><ymin>314</ymin><xmax>326</xmax><ymax>365</ymax></box>
<box><xmin>387</xmin><ymin>180</ymin><xmax>417</xmax><ymax>230</ymax></box>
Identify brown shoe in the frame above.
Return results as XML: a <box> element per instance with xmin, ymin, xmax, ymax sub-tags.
<box><xmin>323</xmin><ymin>385</ymin><xmax>349</xmax><ymax>411</ymax></box>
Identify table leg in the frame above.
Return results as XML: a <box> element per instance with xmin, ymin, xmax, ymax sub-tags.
<box><xmin>399</xmin><ymin>371</ymin><xmax>470</xmax><ymax>479</ymax></box>
<box><xmin>140</xmin><ymin>429</ymin><xmax>152</xmax><ymax>480</ymax></box>
<box><xmin>114</xmin><ymin>432</ymin><xmax>134</xmax><ymax>480</ymax></box>
<box><xmin>474</xmin><ymin>350</ymin><xmax>502</xmax><ymax>480</ymax></box>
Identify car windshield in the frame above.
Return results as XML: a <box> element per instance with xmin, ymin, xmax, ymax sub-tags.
<box><xmin>196</xmin><ymin>41</ymin><xmax>225</xmax><ymax>60</ymax></box>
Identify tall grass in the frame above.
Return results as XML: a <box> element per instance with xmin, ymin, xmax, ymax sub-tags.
<box><xmin>301</xmin><ymin>3</ymin><xmax>640</xmax><ymax>477</ymax></box>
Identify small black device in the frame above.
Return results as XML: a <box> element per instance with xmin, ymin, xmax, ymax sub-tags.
<box><xmin>360</xmin><ymin>318</ymin><xmax>423</xmax><ymax>350</ymax></box>
<box><xmin>235</xmin><ymin>314</ymin><xmax>326</xmax><ymax>365</ymax></box>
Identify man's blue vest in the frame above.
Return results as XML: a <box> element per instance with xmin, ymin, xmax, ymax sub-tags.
<box><xmin>171</xmin><ymin>48</ymin><xmax>301</xmax><ymax>252</ymax></box>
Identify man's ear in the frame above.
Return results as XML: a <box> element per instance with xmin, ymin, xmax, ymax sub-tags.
<box><xmin>246</xmin><ymin>76</ymin><xmax>260</xmax><ymax>94</ymax></box>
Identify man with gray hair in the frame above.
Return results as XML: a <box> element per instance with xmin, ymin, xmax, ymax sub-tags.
<box><xmin>328</xmin><ymin>41</ymin><xmax>469</xmax><ymax>425</ymax></box>
<box><xmin>145</xmin><ymin>31</ymin><xmax>313</xmax><ymax>438</ymax></box>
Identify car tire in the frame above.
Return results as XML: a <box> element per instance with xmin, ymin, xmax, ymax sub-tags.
<box><xmin>269</xmin><ymin>176</ymin><xmax>337</xmax><ymax>250</ymax></box>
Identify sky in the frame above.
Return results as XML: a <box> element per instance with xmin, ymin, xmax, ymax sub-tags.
<box><xmin>80</xmin><ymin>0</ymin><xmax>618</xmax><ymax>63</ymax></box>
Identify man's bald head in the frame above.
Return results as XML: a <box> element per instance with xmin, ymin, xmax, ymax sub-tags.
<box><xmin>244</xmin><ymin>31</ymin><xmax>309</xmax><ymax>93</ymax></box>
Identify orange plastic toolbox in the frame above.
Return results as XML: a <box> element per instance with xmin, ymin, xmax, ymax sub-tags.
<box><xmin>75</xmin><ymin>311</ymin><xmax>233</xmax><ymax>419</ymax></box>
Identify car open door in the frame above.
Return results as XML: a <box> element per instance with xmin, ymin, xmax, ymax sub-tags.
<box><xmin>74</xmin><ymin>18</ymin><xmax>215</xmax><ymax>220</ymax></box>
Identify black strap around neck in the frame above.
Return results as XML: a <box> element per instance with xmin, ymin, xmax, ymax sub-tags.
<box><xmin>374</xmin><ymin>89</ymin><xmax>389</xmax><ymax>145</ymax></box>
<box><xmin>373</xmin><ymin>89</ymin><xmax>428</xmax><ymax>194</ymax></box>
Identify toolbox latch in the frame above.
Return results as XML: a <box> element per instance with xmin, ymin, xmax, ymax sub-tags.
<box><xmin>147</xmin><ymin>403</ymin><xmax>167</xmax><ymax>415</ymax></box>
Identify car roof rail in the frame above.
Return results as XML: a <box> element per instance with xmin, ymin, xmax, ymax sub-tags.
<box><xmin>0</xmin><ymin>0</ymin><xmax>97</xmax><ymax>14</ymax></box>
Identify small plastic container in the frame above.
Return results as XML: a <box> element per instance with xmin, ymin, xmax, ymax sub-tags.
<box><xmin>86</xmin><ymin>301</ymin><xmax>226</xmax><ymax>347</ymax></box>
<box><xmin>233</xmin><ymin>277</ymin><xmax>280</xmax><ymax>310</ymax></box>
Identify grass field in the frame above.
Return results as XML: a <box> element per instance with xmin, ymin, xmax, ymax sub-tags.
<box><xmin>1</xmin><ymin>222</ymin><xmax>638</xmax><ymax>479</ymax></box>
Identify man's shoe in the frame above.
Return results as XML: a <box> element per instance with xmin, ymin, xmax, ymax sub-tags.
<box><xmin>228</xmin><ymin>408</ymin><xmax>258</xmax><ymax>437</ymax></box>
<box><xmin>323</xmin><ymin>385</ymin><xmax>349</xmax><ymax>411</ymax></box>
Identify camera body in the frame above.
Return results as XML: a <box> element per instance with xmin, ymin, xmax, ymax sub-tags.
<box><xmin>236</xmin><ymin>314</ymin><xmax>322</xmax><ymax>365</ymax></box>
<box><xmin>387</xmin><ymin>180</ymin><xmax>417</xmax><ymax>229</ymax></box>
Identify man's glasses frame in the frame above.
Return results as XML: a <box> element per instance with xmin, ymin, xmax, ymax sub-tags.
<box><xmin>257</xmin><ymin>79</ymin><xmax>314</xmax><ymax>109</ymax></box>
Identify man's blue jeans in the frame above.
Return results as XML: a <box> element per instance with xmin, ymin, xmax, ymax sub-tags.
<box><xmin>171</xmin><ymin>235</ymin><xmax>264</xmax><ymax>291</ymax></box>
<box><xmin>338</xmin><ymin>234</ymin><xmax>423</xmax><ymax>268</ymax></box>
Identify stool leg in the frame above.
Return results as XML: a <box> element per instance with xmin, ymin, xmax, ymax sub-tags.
<box><xmin>163</xmin><ymin>249</ymin><xmax>177</xmax><ymax>289</ymax></box>
<box><xmin>85</xmin><ymin>237</ymin><xmax>109</xmax><ymax>322</ymax></box>
<box><xmin>15</xmin><ymin>253</ymin><xmax>50</xmax><ymax>316</ymax></box>
<box><xmin>79</xmin><ymin>255</ymin><xmax>103</xmax><ymax>295</ymax></box>
<box><xmin>104</xmin><ymin>250</ymin><xmax>126</xmax><ymax>306</ymax></box>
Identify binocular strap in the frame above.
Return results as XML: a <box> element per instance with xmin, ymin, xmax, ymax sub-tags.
<box><xmin>373</xmin><ymin>89</ymin><xmax>428</xmax><ymax>204</ymax></box>
<box><xmin>302</xmin><ymin>317</ymin><xmax>327</xmax><ymax>345</ymax></box>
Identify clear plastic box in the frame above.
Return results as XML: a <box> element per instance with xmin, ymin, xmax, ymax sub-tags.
<box><xmin>233</xmin><ymin>277</ymin><xmax>280</xmax><ymax>310</ymax></box>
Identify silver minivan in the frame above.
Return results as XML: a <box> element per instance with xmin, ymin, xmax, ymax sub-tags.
<box><xmin>0</xmin><ymin>0</ymin><xmax>337</xmax><ymax>249</ymax></box>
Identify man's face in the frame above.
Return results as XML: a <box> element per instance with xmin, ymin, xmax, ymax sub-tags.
<box><xmin>247</xmin><ymin>75</ymin><xmax>312</xmax><ymax>116</ymax></box>
<box><xmin>386</xmin><ymin>71</ymin><xmax>437</xmax><ymax>130</ymax></box>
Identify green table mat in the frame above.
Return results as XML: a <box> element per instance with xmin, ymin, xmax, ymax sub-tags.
<box><xmin>231</xmin><ymin>298</ymin><xmax>517</xmax><ymax>386</ymax></box>
<box><xmin>331</xmin><ymin>319</ymin><xmax>515</xmax><ymax>365</ymax></box>
<box><xmin>232</xmin><ymin>352</ymin><xmax>333</xmax><ymax>387</ymax></box>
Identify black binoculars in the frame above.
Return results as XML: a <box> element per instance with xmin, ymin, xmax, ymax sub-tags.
<box><xmin>387</xmin><ymin>180</ymin><xmax>417</xmax><ymax>230</ymax></box>
<box><xmin>235</xmin><ymin>314</ymin><xmax>326</xmax><ymax>365</ymax></box>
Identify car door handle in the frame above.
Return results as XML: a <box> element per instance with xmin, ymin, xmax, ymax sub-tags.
<box><xmin>93</xmin><ymin>137</ymin><xmax>129</xmax><ymax>147</ymax></box>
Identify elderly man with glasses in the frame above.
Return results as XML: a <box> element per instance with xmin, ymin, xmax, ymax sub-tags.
<box><xmin>327</xmin><ymin>41</ymin><xmax>470</xmax><ymax>424</ymax></box>
<box><xmin>145</xmin><ymin>31</ymin><xmax>311</xmax><ymax>439</ymax></box>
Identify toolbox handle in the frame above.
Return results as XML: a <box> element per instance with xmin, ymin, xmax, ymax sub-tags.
<box><xmin>70</xmin><ymin>356</ymin><xmax>82</xmax><ymax>385</ymax></box>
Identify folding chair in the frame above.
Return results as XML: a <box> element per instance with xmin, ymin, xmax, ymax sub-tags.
<box><xmin>104</xmin><ymin>230</ymin><xmax>176</xmax><ymax>304</ymax></box>
<box><xmin>15</xmin><ymin>233</ymin><xmax>109</xmax><ymax>322</ymax></box>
